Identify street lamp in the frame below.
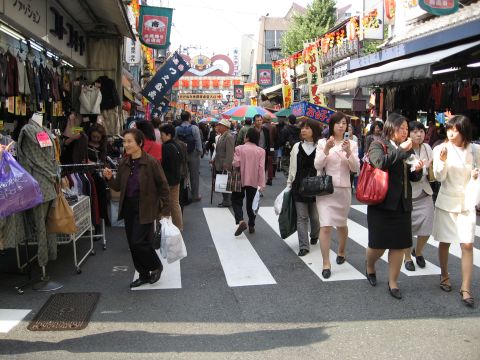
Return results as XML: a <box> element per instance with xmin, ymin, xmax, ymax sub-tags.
<box><xmin>268</xmin><ymin>47</ymin><xmax>282</xmax><ymax>62</ymax></box>
<box><xmin>241</xmin><ymin>73</ymin><xmax>249</xmax><ymax>83</ymax></box>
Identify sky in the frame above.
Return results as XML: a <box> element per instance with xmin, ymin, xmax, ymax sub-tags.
<box><xmin>146</xmin><ymin>0</ymin><xmax>313</xmax><ymax>56</ymax></box>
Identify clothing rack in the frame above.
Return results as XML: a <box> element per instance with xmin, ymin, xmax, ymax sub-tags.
<box><xmin>59</xmin><ymin>162</ymin><xmax>108</xmax><ymax>249</ymax></box>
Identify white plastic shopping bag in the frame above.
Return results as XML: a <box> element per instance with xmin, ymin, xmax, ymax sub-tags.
<box><xmin>215</xmin><ymin>173</ymin><xmax>231</xmax><ymax>193</ymax></box>
<box><xmin>252</xmin><ymin>188</ymin><xmax>261</xmax><ymax>214</ymax></box>
<box><xmin>159</xmin><ymin>217</ymin><xmax>187</xmax><ymax>263</ymax></box>
<box><xmin>274</xmin><ymin>188</ymin><xmax>289</xmax><ymax>215</ymax></box>
<box><xmin>465</xmin><ymin>176</ymin><xmax>480</xmax><ymax>210</ymax></box>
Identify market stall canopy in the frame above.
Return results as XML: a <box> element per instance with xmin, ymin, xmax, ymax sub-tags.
<box><xmin>275</xmin><ymin>108</ymin><xmax>292</xmax><ymax>117</ymax></box>
<box><xmin>317</xmin><ymin>40</ymin><xmax>480</xmax><ymax>94</ymax></box>
<box><xmin>291</xmin><ymin>101</ymin><xmax>335</xmax><ymax>124</ymax></box>
<box><xmin>199</xmin><ymin>117</ymin><xmax>218</xmax><ymax>123</ymax></box>
<box><xmin>60</xmin><ymin>0</ymin><xmax>134</xmax><ymax>39</ymax></box>
<box><xmin>222</xmin><ymin>105</ymin><xmax>277</xmax><ymax>121</ymax></box>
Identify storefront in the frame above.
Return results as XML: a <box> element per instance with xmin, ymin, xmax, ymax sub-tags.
<box><xmin>0</xmin><ymin>0</ymin><xmax>134</xmax><ymax>292</ymax></box>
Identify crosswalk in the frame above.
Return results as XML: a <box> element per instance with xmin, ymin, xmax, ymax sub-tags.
<box><xmin>130</xmin><ymin>206</ymin><xmax>480</xmax><ymax>290</ymax></box>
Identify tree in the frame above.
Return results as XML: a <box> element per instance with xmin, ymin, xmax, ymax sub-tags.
<box><xmin>280</xmin><ymin>0</ymin><xmax>337</xmax><ymax>56</ymax></box>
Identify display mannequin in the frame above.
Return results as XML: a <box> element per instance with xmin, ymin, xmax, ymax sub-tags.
<box><xmin>17</xmin><ymin>113</ymin><xmax>59</xmax><ymax>267</ymax></box>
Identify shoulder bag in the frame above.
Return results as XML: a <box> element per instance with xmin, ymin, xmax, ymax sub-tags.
<box><xmin>356</xmin><ymin>141</ymin><xmax>388</xmax><ymax>205</ymax></box>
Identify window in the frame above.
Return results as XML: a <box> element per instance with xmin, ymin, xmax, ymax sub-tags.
<box><xmin>264</xmin><ymin>30</ymin><xmax>284</xmax><ymax>63</ymax></box>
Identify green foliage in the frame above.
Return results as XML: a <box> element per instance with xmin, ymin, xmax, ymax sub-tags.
<box><xmin>280</xmin><ymin>0</ymin><xmax>337</xmax><ymax>56</ymax></box>
<box><xmin>360</xmin><ymin>25</ymin><xmax>389</xmax><ymax>56</ymax></box>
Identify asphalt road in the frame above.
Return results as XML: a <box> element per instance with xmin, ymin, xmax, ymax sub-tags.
<box><xmin>0</xmin><ymin>157</ymin><xmax>479</xmax><ymax>360</ymax></box>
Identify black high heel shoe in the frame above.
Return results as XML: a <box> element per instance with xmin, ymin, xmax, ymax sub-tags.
<box><xmin>459</xmin><ymin>290</ymin><xmax>474</xmax><ymax>308</ymax></box>
<box><xmin>388</xmin><ymin>284</ymin><xmax>402</xmax><ymax>299</ymax></box>
<box><xmin>365</xmin><ymin>261</ymin><xmax>376</xmax><ymax>287</ymax></box>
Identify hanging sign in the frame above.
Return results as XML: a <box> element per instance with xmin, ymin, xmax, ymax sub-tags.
<box><xmin>141</xmin><ymin>52</ymin><xmax>190</xmax><ymax>107</ymax></box>
<box><xmin>125</xmin><ymin>37</ymin><xmax>141</xmax><ymax>64</ymax></box>
<box><xmin>419</xmin><ymin>0</ymin><xmax>458</xmax><ymax>16</ymax></box>
<box><xmin>304</xmin><ymin>43</ymin><xmax>323</xmax><ymax>105</ymax></box>
<box><xmin>291</xmin><ymin>101</ymin><xmax>335</xmax><ymax>124</ymax></box>
<box><xmin>138</xmin><ymin>6</ymin><xmax>173</xmax><ymax>49</ymax></box>
<box><xmin>256</xmin><ymin>64</ymin><xmax>273</xmax><ymax>87</ymax></box>
<box><xmin>361</xmin><ymin>0</ymin><xmax>384</xmax><ymax>40</ymax></box>
<box><xmin>178</xmin><ymin>93</ymin><xmax>222</xmax><ymax>101</ymax></box>
<box><xmin>234</xmin><ymin>85</ymin><xmax>244</xmax><ymax>99</ymax></box>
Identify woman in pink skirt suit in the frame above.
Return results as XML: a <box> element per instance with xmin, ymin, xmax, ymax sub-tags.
<box><xmin>314</xmin><ymin>112</ymin><xmax>360</xmax><ymax>278</ymax></box>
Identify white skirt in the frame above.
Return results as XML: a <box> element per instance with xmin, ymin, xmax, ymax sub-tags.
<box><xmin>432</xmin><ymin>208</ymin><xmax>475</xmax><ymax>244</ymax></box>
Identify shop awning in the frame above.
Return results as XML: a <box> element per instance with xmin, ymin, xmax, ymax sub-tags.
<box><xmin>317</xmin><ymin>40</ymin><xmax>480</xmax><ymax>94</ymax></box>
<box><xmin>261</xmin><ymin>84</ymin><xmax>283</xmax><ymax>96</ymax></box>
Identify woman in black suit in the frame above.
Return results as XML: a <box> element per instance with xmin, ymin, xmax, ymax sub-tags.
<box><xmin>365</xmin><ymin>113</ymin><xmax>424</xmax><ymax>299</ymax></box>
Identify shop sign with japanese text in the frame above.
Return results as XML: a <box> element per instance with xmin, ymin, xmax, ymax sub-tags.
<box><xmin>125</xmin><ymin>37</ymin><xmax>141</xmax><ymax>64</ymax></box>
<box><xmin>291</xmin><ymin>101</ymin><xmax>335</xmax><ymax>124</ymax></box>
<box><xmin>419</xmin><ymin>0</ymin><xmax>458</xmax><ymax>16</ymax></box>
<box><xmin>138</xmin><ymin>5</ymin><xmax>173</xmax><ymax>49</ymax></box>
<box><xmin>141</xmin><ymin>52</ymin><xmax>190</xmax><ymax>107</ymax></box>
<box><xmin>178</xmin><ymin>93</ymin><xmax>222</xmax><ymax>101</ymax></box>
<box><xmin>3</xmin><ymin>0</ymin><xmax>47</xmax><ymax>37</ymax></box>
<box><xmin>256</xmin><ymin>64</ymin><xmax>273</xmax><ymax>87</ymax></box>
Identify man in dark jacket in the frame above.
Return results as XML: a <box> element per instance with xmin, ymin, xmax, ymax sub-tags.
<box><xmin>160</xmin><ymin>124</ymin><xmax>183</xmax><ymax>231</ymax></box>
<box><xmin>279</xmin><ymin>114</ymin><xmax>300</xmax><ymax>175</ymax></box>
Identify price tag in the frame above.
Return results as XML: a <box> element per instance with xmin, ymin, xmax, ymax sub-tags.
<box><xmin>36</xmin><ymin>131</ymin><xmax>53</xmax><ymax>148</ymax></box>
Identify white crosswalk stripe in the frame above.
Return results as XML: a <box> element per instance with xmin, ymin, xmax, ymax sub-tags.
<box><xmin>203</xmin><ymin>208</ymin><xmax>276</xmax><ymax>287</ymax></box>
<box><xmin>258</xmin><ymin>207</ymin><xmax>365</xmax><ymax>282</ymax></box>
<box><xmin>351</xmin><ymin>205</ymin><xmax>480</xmax><ymax>269</ymax></box>
<box><xmin>0</xmin><ymin>309</ymin><xmax>30</xmax><ymax>333</ymax></box>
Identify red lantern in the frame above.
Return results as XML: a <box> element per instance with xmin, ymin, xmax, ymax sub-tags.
<box><xmin>122</xmin><ymin>100</ymin><xmax>131</xmax><ymax>112</ymax></box>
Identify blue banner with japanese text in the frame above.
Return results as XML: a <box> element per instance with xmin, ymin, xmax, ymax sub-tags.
<box><xmin>291</xmin><ymin>101</ymin><xmax>335</xmax><ymax>124</ymax></box>
<box><xmin>141</xmin><ymin>52</ymin><xmax>190</xmax><ymax>107</ymax></box>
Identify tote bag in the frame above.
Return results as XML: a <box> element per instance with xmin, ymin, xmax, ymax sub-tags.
<box><xmin>356</xmin><ymin>142</ymin><xmax>389</xmax><ymax>205</ymax></box>
<box><xmin>47</xmin><ymin>189</ymin><xmax>77</xmax><ymax>234</ymax></box>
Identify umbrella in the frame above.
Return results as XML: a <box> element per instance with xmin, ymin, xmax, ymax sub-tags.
<box><xmin>199</xmin><ymin>117</ymin><xmax>218</xmax><ymax>123</ymax></box>
<box><xmin>222</xmin><ymin>105</ymin><xmax>277</xmax><ymax>121</ymax></box>
<box><xmin>275</xmin><ymin>108</ymin><xmax>292</xmax><ymax>117</ymax></box>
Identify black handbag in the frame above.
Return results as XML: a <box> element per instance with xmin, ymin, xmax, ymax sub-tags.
<box><xmin>299</xmin><ymin>171</ymin><xmax>334</xmax><ymax>197</ymax></box>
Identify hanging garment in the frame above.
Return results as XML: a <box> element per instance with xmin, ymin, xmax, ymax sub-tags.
<box><xmin>101</xmin><ymin>107</ymin><xmax>121</xmax><ymax>136</ymax></box>
<box><xmin>79</xmin><ymin>85</ymin><xmax>102</xmax><ymax>114</ymax></box>
<box><xmin>17</xmin><ymin>59</ymin><xmax>30</xmax><ymax>95</ymax></box>
<box><xmin>97</xmin><ymin>75</ymin><xmax>120</xmax><ymax>111</ymax></box>
<box><xmin>6</xmin><ymin>52</ymin><xmax>19</xmax><ymax>96</ymax></box>
<box><xmin>25</xmin><ymin>59</ymin><xmax>37</xmax><ymax>109</ymax></box>
<box><xmin>0</xmin><ymin>53</ymin><xmax>7</xmax><ymax>96</ymax></box>
<box><xmin>51</xmin><ymin>70</ymin><xmax>60</xmax><ymax>101</ymax></box>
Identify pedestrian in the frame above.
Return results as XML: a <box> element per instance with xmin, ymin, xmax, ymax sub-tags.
<box><xmin>253</xmin><ymin>114</ymin><xmax>271</xmax><ymax>183</ymax></box>
<box><xmin>135</xmin><ymin>120</ymin><xmax>162</xmax><ymax>162</ymax></box>
<box><xmin>236</xmin><ymin>118</ymin><xmax>252</xmax><ymax>146</ymax></box>
<box><xmin>176</xmin><ymin>111</ymin><xmax>203</xmax><ymax>202</ymax></box>
<box><xmin>364</xmin><ymin>120</ymin><xmax>384</xmax><ymax>153</ymax></box>
<box><xmin>402</xmin><ymin>121</ymin><xmax>434</xmax><ymax>272</ymax></box>
<box><xmin>432</xmin><ymin>115</ymin><xmax>479</xmax><ymax>307</ymax></box>
<box><xmin>287</xmin><ymin>119</ymin><xmax>321</xmax><ymax>256</ymax></box>
<box><xmin>159</xmin><ymin>123</ymin><xmax>183</xmax><ymax>231</ymax></box>
<box><xmin>206</xmin><ymin>123</ymin><xmax>217</xmax><ymax>159</ymax></box>
<box><xmin>232</xmin><ymin>127</ymin><xmax>266</xmax><ymax>236</ymax></box>
<box><xmin>152</xmin><ymin>115</ymin><xmax>162</xmax><ymax>144</ymax></box>
<box><xmin>214</xmin><ymin>119</ymin><xmax>235</xmax><ymax>207</ymax></box>
<box><xmin>314</xmin><ymin>112</ymin><xmax>360</xmax><ymax>278</ymax></box>
<box><xmin>263</xmin><ymin>114</ymin><xmax>277</xmax><ymax>184</ymax></box>
<box><xmin>103</xmin><ymin>128</ymin><xmax>170</xmax><ymax>288</ymax></box>
<box><xmin>365</xmin><ymin>113</ymin><xmax>423</xmax><ymax>299</ymax></box>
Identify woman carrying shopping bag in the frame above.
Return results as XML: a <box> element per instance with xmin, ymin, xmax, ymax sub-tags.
<box><xmin>314</xmin><ymin>112</ymin><xmax>360</xmax><ymax>278</ymax></box>
<box><xmin>432</xmin><ymin>115</ymin><xmax>479</xmax><ymax>307</ymax></box>
<box><xmin>287</xmin><ymin>119</ymin><xmax>322</xmax><ymax>256</ymax></box>
<box><xmin>103</xmin><ymin>128</ymin><xmax>171</xmax><ymax>288</ymax></box>
<box><xmin>232</xmin><ymin>127</ymin><xmax>266</xmax><ymax>236</ymax></box>
<box><xmin>365</xmin><ymin>113</ymin><xmax>423</xmax><ymax>299</ymax></box>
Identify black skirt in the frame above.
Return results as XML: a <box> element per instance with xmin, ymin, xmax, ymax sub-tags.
<box><xmin>367</xmin><ymin>203</ymin><xmax>412</xmax><ymax>249</ymax></box>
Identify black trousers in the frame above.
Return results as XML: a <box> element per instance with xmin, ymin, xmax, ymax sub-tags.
<box><xmin>232</xmin><ymin>186</ymin><xmax>257</xmax><ymax>227</ymax></box>
<box><xmin>124</xmin><ymin>197</ymin><xmax>162</xmax><ymax>279</ymax></box>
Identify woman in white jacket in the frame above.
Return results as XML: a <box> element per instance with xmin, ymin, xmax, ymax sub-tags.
<box><xmin>432</xmin><ymin>115</ymin><xmax>479</xmax><ymax>307</ymax></box>
<box><xmin>314</xmin><ymin>112</ymin><xmax>360</xmax><ymax>279</ymax></box>
<box><xmin>403</xmin><ymin>121</ymin><xmax>435</xmax><ymax>271</ymax></box>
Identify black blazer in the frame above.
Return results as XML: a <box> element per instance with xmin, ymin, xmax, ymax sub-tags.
<box><xmin>368</xmin><ymin>139</ymin><xmax>422</xmax><ymax>211</ymax></box>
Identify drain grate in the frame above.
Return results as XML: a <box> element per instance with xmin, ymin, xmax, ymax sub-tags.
<box><xmin>28</xmin><ymin>292</ymin><xmax>100</xmax><ymax>331</ymax></box>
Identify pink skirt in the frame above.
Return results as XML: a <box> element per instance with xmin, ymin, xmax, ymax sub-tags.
<box><xmin>316</xmin><ymin>187</ymin><xmax>351</xmax><ymax>227</ymax></box>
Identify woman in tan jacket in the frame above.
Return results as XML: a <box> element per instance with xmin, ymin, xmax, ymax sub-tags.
<box><xmin>103</xmin><ymin>128</ymin><xmax>170</xmax><ymax>288</ymax></box>
<box><xmin>432</xmin><ymin>115</ymin><xmax>479</xmax><ymax>307</ymax></box>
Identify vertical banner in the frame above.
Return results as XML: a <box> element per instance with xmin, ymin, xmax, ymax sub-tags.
<box><xmin>256</xmin><ymin>64</ymin><xmax>273</xmax><ymax>87</ymax></box>
<box><xmin>361</xmin><ymin>0</ymin><xmax>384</xmax><ymax>40</ymax></box>
<box><xmin>282</xmin><ymin>84</ymin><xmax>293</xmax><ymax>109</ymax></box>
<box><xmin>419</xmin><ymin>0</ymin><xmax>458</xmax><ymax>16</ymax></box>
<box><xmin>141</xmin><ymin>52</ymin><xmax>190</xmax><ymax>107</ymax></box>
<box><xmin>125</xmin><ymin>37</ymin><xmax>141</xmax><ymax>64</ymax></box>
<box><xmin>138</xmin><ymin>6</ymin><xmax>173</xmax><ymax>49</ymax></box>
<box><xmin>233</xmin><ymin>85</ymin><xmax>245</xmax><ymax>99</ymax></box>
<box><xmin>304</xmin><ymin>42</ymin><xmax>323</xmax><ymax>105</ymax></box>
